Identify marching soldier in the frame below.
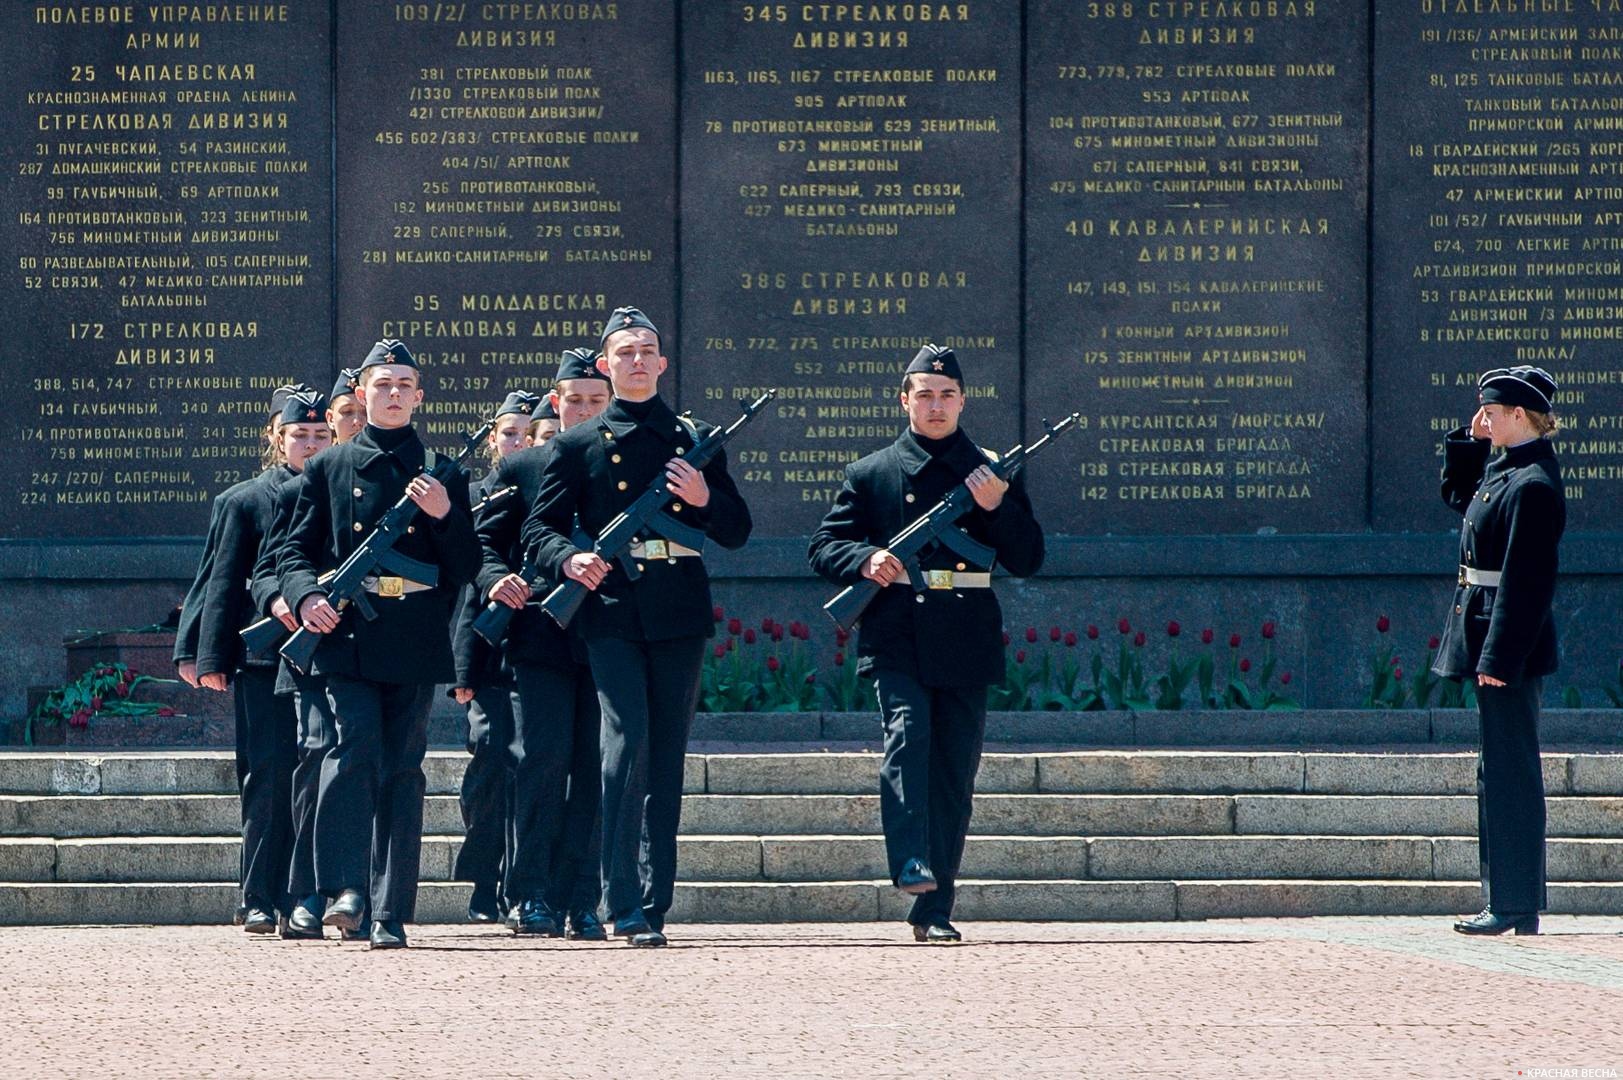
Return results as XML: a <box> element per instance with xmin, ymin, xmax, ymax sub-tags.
<box><xmin>1437</xmin><ymin>366</ymin><xmax>1566</xmax><ymax>937</ymax></box>
<box><xmin>173</xmin><ymin>382</ymin><xmax>307</xmax><ymax>929</ymax></box>
<box><xmin>327</xmin><ymin>367</ymin><xmax>366</xmax><ymax>443</ymax></box>
<box><xmin>449</xmin><ymin>389</ymin><xmax>540</xmax><ymax>923</ymax></box>
<box><xmin>808</xmin><ymin>345</ymin><xmax>1044</xmax><ymax>943</ymax></box>
<box><xmin>195</xmin><ymin>386</ymin><xmax>332</xmax><ymax>935</ymax></box>
<box><xmin>277</xmin><ymin>340</ymin><xmax>481</xmax><ymax>950</ymax></box>
<box><xmin>522</xmin><ymin>309</ymin><xmax>752</xmax><ymax>946</ymax></box>
<box><xmin>529</xmin><ymin>396</ymin><xmax>561</xmax><ymax>444</ymax></box>
<box><xmin>479</xmin><ymin>349</ymin><xmax>612</xmax><ymax>939</ymax></box>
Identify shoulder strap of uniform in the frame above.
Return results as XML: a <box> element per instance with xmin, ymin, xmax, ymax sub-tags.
<box><xmin>677</xmin><ymin>413</ymin><xmax>702</xmax><ymax>442</ymax></box>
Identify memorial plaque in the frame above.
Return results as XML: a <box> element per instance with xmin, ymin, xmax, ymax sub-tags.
<box><xmin>1025</xmin><ymin>0</ymin><xmax>1369</xmax><ymax>535</ymax></box>
<box><xmin>1372</xmin><ymin>0</ymin><xmax>1623</xmax><ymax>531</ymax></box>
<box><xmin>335</xmin><ymin>1</ymin><xmax>676</xmax><ymax>444</ymax></box>
<box><xmin>679</xmin><ymin>3</ymin><xmax>1022</xmax><ymax>536</ymax></box>
<box><xmin>0</xmin><ymin>3</ymin><xmax>332</xmax><ymax>538</ymax></box>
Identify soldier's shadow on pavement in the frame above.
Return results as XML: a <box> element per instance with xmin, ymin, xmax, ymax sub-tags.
<box><xmin>404</xmin><ymin>935</ymin><xmax>1266</xmax><ymax>951</ymax></box>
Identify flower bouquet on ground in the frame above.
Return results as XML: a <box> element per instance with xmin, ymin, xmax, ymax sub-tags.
<box><xmin>26</xmin><ymin>663</ymin><xmax>179</xmax><ymax>744</ymax></box>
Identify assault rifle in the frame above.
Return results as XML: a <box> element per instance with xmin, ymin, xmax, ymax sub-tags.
<box><xmin>241</xmin><ymin>480</ymin><xmax>514</xmax><ymax>660</ymax></box>
<box><xmin>822</xmin><ymin>413</ymin><xmax>1081</xmax><ymax>633</ymax></box>
<box><xmin>536</xmin><ymin>390</ymin><xmax>777</xmax><ymax>630</ymax></box>
<box><xmin>274</xmin><ymin>417</ymin><xmax>497</xmax><ymax>674</ymax></box>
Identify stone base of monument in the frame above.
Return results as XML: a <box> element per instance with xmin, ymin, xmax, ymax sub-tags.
<box><xmin>4</xmin><ymin>747</ymin><xmax>1623</xmax><ymax>925</ymax></box>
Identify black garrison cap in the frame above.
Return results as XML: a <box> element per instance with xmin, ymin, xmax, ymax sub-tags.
<box><xmin>1479</xmin><ymin>366</ymin><xmax>1557</xmax><ymax>413</ymax></box>
<box><xmin>599</xmin><ymin>306</ymin><xmax>659</xmax><ymax>349</ymax></box>
<box><xmin>904</xmin><ymin>343</ymin><xmax>963</xmax><ymax>384</ymax></box>
<box><xmin>556</xmin><ymin>346</ymin><xmax>608</xmax><ymax>383</ymax></box>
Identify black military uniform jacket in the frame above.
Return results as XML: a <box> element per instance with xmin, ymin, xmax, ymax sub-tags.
<box><xmin>279</xmin><ymin>424</ymin><xmax>481</xmax><ymax>684</ymax></box>
<box><xmin>196</xmin><ymin>466</ymin><xmax>296</xmax><ymax>676</ymax></box>
<box><xmin>452</xmin><ymin>469</ymin><xmax>519</xmax><ymax>688</ymax></box>
<box><xmin>1432</xmin><ymin>428</ymin><xmax>1565</xmax><ymax>684</ymax></box>
<box><xmin>173</xmin><ymin>494</ymin><xmax>230</xmax><ymax>668</ymax></box>
<box><xmin>808</xmin><ymin>428</ymin><xmax>1044</xmax><ymax>688</ymax></box>
<box><xmin>249</xmin><ymin>470</ymin><xmax>307</xmax><ymax>697</ymax></box>
<box><xmin>520</xmin><ymin>396</ymin><xmax>752</xmax><ymax>642</ymax></box>
<box><xmin>473</xmin><ymin>442</ymin><xmax>585</xmax><ymax>672</ymax></box>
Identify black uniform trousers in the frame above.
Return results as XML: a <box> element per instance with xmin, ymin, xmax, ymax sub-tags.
<box><xmin>233</xmin><ymin>666</ymin><xmax>296</xmax><ymax>912</ymax></box>
<box><xmin>1477</xmin><ymin>677</ymin><xmax>1547</xmax><ymax>913</ymax></box>
<box><xmin>453</xmin><ymin>685</ymin><xmax>513</xmax><ymax>894</ymax></box>
<box><xmin>590</xmin><ymin>636</ymin><xmax>705</xmax><ymax>925</ymax></box>
<box><xmin>309</xmin><ymin>675</ymin><xmax>436</xmax><ymax>922</ymax></box>
<box><xmin>873</xmin><ymin>670</ymin><xmax>987</xmax><ymax>925</ymax></box>
<box><xmin>288</xmin><ymin>671</ymin><xmax>334</xmax><ymax>903</ymax></box>
<box><xmin>507</xmin><ymin>661</ymin><xmax>602</xmax><ymax>911</ymax></box>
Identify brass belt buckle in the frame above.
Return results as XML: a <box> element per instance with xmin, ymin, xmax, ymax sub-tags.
<box><xmin>926</xmin><ymin>569</ymin><xmax>954</xmax><ymax>590</ymax></box>
<box><xmin>377</xmin><ymin>576</ymin><xmax>405</xmax><ymax>598</ymax></box>
<box><xmin>644</xmin><ymin>539</ymin><xmax>669</xmax><ymax>560</ymax></box>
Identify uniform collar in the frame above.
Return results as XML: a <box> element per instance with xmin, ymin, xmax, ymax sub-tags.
<box><xmin>1488</xmin><ymin>437</ymin><xmax>1554</xmax><ymax>475</ymax></box>
<box><xmin>597</xmin><ymin>395</ymin><xmax>686</xmax><ymax>445</ymax></box>
<box><xmin>350</xmin><ymin>423</ymin><xmax>425</xmax><ymax>473</ymax></box>
<box><xmin>896</xmin><ymin>427</ymin><xmax>984</xmax><ymax>478</ymax></box>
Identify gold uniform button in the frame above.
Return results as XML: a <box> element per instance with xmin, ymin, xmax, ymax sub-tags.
<box><xmin>635</xmin><ymin>563</ymin><xmax>646</xmax><ymax>573</ymax></box>
<box><xmin>353</xmin><ymin>522</ymin><xmax>364</xmax><ymax>532</ymax></box>
<box><xmin>406</xmin><ymin>526</ymin><xmax>415</xmax><ymax>534</ymax></box>
<box><xmin>675</xmin><ymin>447</ymin><xmax>685</xmax><ymax>455</ymax></box>
<box><xmin>672</xmin><ymin>503</ymin><xmax>682</xmax><ymax>512</ymax></box>
<box><xmin>915</xmin><ymin>595</ymin><xmax>925</xmax><ymax>604</ymax></box>
<box><xmin>617</xmin><ymin>481</ymin><xmax>628</xmax><ymax>491</ymax></box>
<box><xmin>667</xmin><ymin>558</ymin><xmax>678</xmax><ymax>565</ymax></box>
<box><xmin>955</xmin><ymin>562</ymin><xmax>966</xmax><ymax>571</ymax></box>
<box><xmin>353</xmin><ymin>487</ymin><xmax>364</xmax><ymax>498</ymax></box>
<box><xmin>905</xmin><ymin>493</ymin><xmax>916</xmax><ymax>503</ymax></box>
<box><xmin>611</xmin><ymin>454</ymin><xmax>622</xmax><ymax>464</ymax></box>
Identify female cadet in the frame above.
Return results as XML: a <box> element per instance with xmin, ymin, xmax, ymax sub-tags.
<box><xmin>194</xmin><ymin>386</ymin><xmax>331</xmax><ymax>932</ymax></box>
<box><xmin>1434</xmin><ymin>366</ymin><xmax>1565</xmax><ymax>937</ymax></box>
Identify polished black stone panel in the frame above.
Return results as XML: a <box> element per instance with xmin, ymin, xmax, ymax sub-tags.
<box><xmin>1372</xmin><ymin>0</ymin><xmax>1623</xmax><ymax>531</ymax></box>
<box><xmin>1025</xmin><ymin>0</ymin><xmax>1370</xmax><ymax>535</ymax></box>
<box><xmin>678</xmin><ymin>3</ymin><xmax>1022</xmax><ymax>536</ymax></box>
<box><xmin>334</xmin><ymin>0</ymin><xmax>677</xmax><ymax>446</ymax></box>
<box><xmin>0</xmin><ymin>4</ymin><xmax>333</xmax><ymax>537</ymax></box>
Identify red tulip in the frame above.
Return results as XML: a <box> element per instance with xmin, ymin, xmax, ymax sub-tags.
<box><xmin>1201</xmin><ymin>629</ymin><xmax>1214</xmax><ymax>645</ymax></box>
<box><xmin>90</xmin><ymin>696</ymin><xmax>103</xmax><ymax>712</ymax></box>
<box><xmin>1064</xmin><ymin>631</ymin><xmax>1078</xmax><ymax>647</ymax></box>
<box><xmin>1167</xmin><ymin>621</ymin><xmax>1181</xmax><ymax>638</ymax></box>
<box><xmin>797</xmin><ymin>622</ymin><xmax>811</xmax><ymax>641</ymax></box>
<box><xmin>835</xmin><ymin>628</ymin><xmax>850</xmax><ymax>646</ymax></box>
<box><xmin>1376</xmin><ymin>615</ymin><xmax>1391</xmax><ymax>634</ymax></box>
<box><xmin>157</xmin><ymin>706</ymin><xmax>176</xmax><ymax>717</ymax></box>
<box><xmin>712</xmin><ymin>643</ymin><xmax>726</xmax><ymax>659</ymax></box>
<box><xmin>744</xmin><ymin>628</ymin><xmax>757</xmax><ymax>644</ymax></box>
<box><xmin>1002</xmin><ymin>631</ymin><xmax>1012</xmax><ymax>647</ymax></box>
<box><xmin>834</xmin><ymin>652</ymin><xmax>845</xmax><ymax>666</ymax></box>
<box><xmin>771</xmin><ymin>626</ymin><xmax>785</xmax><ymax>643</ymax></box>
<box><xmin>1280</xmin><ymin>672</ymin><xmax>1293</xmax><ymax>685</ymax></box>
<box><xmin>1049</xmin><ymin>626</ymin><xmax>1062</xmax><ymax>642</ymax></box>
<box><xmin>1133</xmin><ymin>631</ymin><xmax>1146</xmax><ymax>648</ymax></box>
<box><xmin>123</xmin><ymin>669</ymin><xmax>139</xmax><ymax>680</ymax></box>
<box><xmin>1429</xmin><ymin>636</ymin><xmax>1441</xmax><ymax>650</ymax></box>
<box><xmin>1024</xmin><ymin>627</ymin><xmax>1038</xmax><ymax>644</ymax></box>
<box><xmin>1015</xmin><ymin>649</ymin><xmax>1027</xmax><ymax>664</ymax></box>
<box><xmin>761</xmin><ymin>618</ymin><xmax>775</xmax><ymax>633</ymax></box>
<box><xmin>712</xmin><ymin>605</ymin><xmax>725</xmax><ymax>622</ymax></box>
<box><xmin>1262</xmin><ymin>621</ymin><xmax>1276</xmax><ymax>640</ymax></box>
<box><xmin>1086</xmin><ymin>625</ymin><xmax>1099</xmax><ymax>640</ymax></box>
<box><xmin>1391</xmin><ymin>656</ymin><xmax>1401</xmax><ymax>668</ymax></box>
<box><xmin>727</xmin><ymin>618</ymin><xmax>742</xmax><ymax>636</ymax></box>
<box><xmin>1240</xmin><ymin>658</ymin><xmax>1252</xmax><ymax>673</ymax></box>
<box><xmin>1229</xmin><ymin>634</ymin><xmax>1241</xmax><ymax>649</ymax></box>
<box><xmin>113</xmin><ymin>683</ymin><xmax>129</xmax><ymax>698</ymax></box>
<box><xmin>1394</xmin><ymin>668</ymin><xmax>1404</xmax><ymax>681</ymax></box>
<box><xmin>766</xmin><ymin>656</ymin><xmax>780</xmax><ymax>673</ymax></box>
<box><xmin>805</xmin><ymin>672</ymin><xmax>816</xmax><ymax>685</ymax></box>
<box><xmin>1117</xmin><ymin>618</ymin><xmax>1131</xmax><ymax>635</ymax></box>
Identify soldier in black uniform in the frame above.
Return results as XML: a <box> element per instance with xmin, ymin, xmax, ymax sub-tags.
<box><xmin>195</xmin><ymin>387</ymin><xmax>332</xmax><ymax>935</ymax></box>
<box><xmin>809</xmin><ymin>345</ymin><xmax>1045</xmax><ymax>943</ymax></box>
<box><xmin>173</xmin><ymin>382</ymin><xmax>307</xmax><ymax>929</ymax></box>
<box><xmin>449</xmin><ymin>389</ymin><xmax>540</xmax><ymax>923</ymax></box>
<box><xmin>326</xmin><ymin>367</ymin><xmax>366</xmax><ymax>444</ymax></box>
<box><xmin>522</xmin><ymin>309</ymin><xmax>752</xmax><ymax>946</ymax></box>
<box><xmin>481</xmin><ymin>349</ymin><xmax>612</xmax><ymax>939</ymax></box>
<box><xmin>1435</xmin><ymin>366</ymin><xmax>1566</xmax><ymax>937</ymax></box>
<box><xmin>278</xmin><ymin>340</ymin><xmax>481</xmax><ymax>949</ymax></box>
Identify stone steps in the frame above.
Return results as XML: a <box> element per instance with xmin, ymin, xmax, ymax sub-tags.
<box><xmin>5</xmin><ymin>833</ymin><xmax>1623</xmax><ymax>885</ymax></box>
<box><xmin>2</xmin><ymin>748</ymin><xmax>1621</xmax><ymax>923</ymax></box>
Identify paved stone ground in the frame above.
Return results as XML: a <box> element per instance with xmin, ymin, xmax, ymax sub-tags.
<box><xmin>3</xmin><ymin>918</ymin><xmax>1622</xmax><ymax>1079</ymax></box>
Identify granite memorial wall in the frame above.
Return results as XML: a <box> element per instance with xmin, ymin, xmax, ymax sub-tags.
<box><xmin>1</xmin><ymin>1</ymin><xmax>1620</xmax><ymax>710</ymax></box>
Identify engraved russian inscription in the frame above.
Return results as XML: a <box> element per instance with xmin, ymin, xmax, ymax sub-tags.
<box><xmin>1026</xmin><ymin>0</ymin><xmax>1369</xmax><ymax>533</ymax></box>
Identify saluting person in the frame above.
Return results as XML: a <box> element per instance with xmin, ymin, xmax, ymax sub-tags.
<box><xmin>480</xmin><ymin>349</ymin><xmax>612</xmax><ymax>939</ymax></box>
<box><xmin>522</xmin><ymin>309</ymin><xmax>752</xmax><ymax>947</ymax></box>
<box><xmin>449</xmin><ymin>389</ymin><xmax>540</xmax><ymax>924</ymax></box>
<box><xmin>1436</xmin><ymin>366</ymin><xmax>1566</xmax><ymax>937</ymax></box>
<box><xmin>277</xmin><ymin>340</ymin><xmax>481</xmax><ymax>950</ymax></box>
<box><xmin>808</xmin><ymin>345</ymin><xmax>1044</xmax><ymax>944</ymax></box>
